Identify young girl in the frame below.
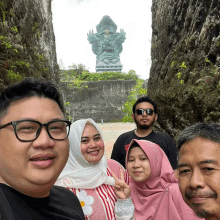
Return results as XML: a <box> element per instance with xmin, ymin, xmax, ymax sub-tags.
<box><xmin>55</xmin><ymin>119</ymin><xmax>134</xmax><ymax>220</ymax></box>
<box><xmin>113</xmin><ymin>139</ymin><xmax>203</xmax><ymax>220</ymax></box>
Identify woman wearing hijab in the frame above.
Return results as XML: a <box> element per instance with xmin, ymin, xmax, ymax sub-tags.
<box><xmin>55</xmin><ymin>118</ymin><xmax>134</xmax><ymax>220</ymax></box>
<box><xmin>113</xmin><ymin>139</ymin><xmax>203</xmax><ymax>220</ymax></box>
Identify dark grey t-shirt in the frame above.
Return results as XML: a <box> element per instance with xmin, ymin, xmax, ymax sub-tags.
<box><xmin>0</xmin><ymin>183</ymin><xmax>84</xmax><ymax>220</ymax></box>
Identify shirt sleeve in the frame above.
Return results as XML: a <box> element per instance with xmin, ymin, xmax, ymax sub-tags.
<box><xmin>115</xmin><ymin>198</ymin><xmax>135</xmax><ymax>220</ymax></box>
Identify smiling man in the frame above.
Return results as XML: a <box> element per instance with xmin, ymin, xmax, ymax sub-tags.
<box><xmin>0</xmin><ymin>78</ymin><xmax>84</xmax><ymax>219</ymax></box>
<box><xmin>177</xmin><ymin>122</ymin><xmax>220</xmax><ymax>220</ymax></box>
<box><xmin>111</xmin><ymin>96</ymin><xmax>178</xmax><ymax>170</ymax></box>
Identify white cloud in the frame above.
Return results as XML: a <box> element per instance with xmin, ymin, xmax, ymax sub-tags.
<box><xmin>52</xmin><ymin>0</ymin><xmax>152</xmax><ymax>79</ymax></box>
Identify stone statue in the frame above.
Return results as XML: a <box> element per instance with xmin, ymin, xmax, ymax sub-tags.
<box><xmin>87</xmin><ymin>15</ymin><xmax>126</xmax><ymax>72</ymax></box>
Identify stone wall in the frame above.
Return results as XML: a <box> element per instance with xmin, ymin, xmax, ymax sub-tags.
<box><xmin>0</xmin><ymin>0</ymin><xmax>58</xmax><ymax>91</ymax></box>
<box><xmin>60</xmin><ymin>80</ymin><xmax>137</xmax><ymax>122</ymax></box>
<box><xmin>148</xmin><ymin>0</ymin><xmax>220</xmax><ymax>139</ymax></box>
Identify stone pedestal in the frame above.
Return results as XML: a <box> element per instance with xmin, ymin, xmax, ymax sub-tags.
<box><xmin>96</xmin><ymin>64</ymin><xmax>123</xmax><ymax>73</ymax></box>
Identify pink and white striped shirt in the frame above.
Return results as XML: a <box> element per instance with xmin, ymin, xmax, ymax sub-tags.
<box><xmin>67</xmin><ymin>159</ymin><xmax>129</xmax><ymax>220</ymax></box>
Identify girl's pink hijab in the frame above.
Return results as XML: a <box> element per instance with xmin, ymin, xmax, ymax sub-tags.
<box><xmin>127</xmin><ymin>139</ymin><xmax>201</xmax><ymax>220</ymax></box>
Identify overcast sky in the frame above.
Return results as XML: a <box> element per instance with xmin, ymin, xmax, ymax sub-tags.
<box><xmin>52</xmin><ymin>0</ymin><xmax>152</xmax><ymax>80</ymax></box>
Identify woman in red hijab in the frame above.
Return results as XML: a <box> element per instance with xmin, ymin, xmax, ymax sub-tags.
<box><xmin>113</xmin><ymin>139</ymin><xmax>203</xmax><ymax>220</ymax></box>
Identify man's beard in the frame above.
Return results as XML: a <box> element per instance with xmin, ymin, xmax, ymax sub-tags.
<box><xmin>195</xmin><ymin>209</ymin><xmax>214</xmax><ymax>218</ymax></box>
<box><xmin>134</xmin><ymin>116</ymin><xmax>156</xmax><ymax>130</ymax></box>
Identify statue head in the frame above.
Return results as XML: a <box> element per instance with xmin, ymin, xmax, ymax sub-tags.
<box><xmin>96</xmin><ymin>15</ymin><xmax>117</xmax><ymax>34</ymax></box>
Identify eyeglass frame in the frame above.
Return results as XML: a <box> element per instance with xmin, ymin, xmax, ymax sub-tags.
<box><xmin>135</xmin><ymin>108</ymin><xmax>154</xmax><ymax>116</ymax></box>
<box><xmin>0</xmin><ymin>119</ymin><xmax>72</xmax><ymax>142</ymax></box>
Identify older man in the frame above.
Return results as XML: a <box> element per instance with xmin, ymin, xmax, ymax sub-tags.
<box><xmin>0</xmin><ymin>78</ymin><xmax>84</xmax><ymax>219</ymax></box>
<box><xmin>177</xmin><ymin>122</ymin><xmax>220</xmax><ymax>220</ymax></box>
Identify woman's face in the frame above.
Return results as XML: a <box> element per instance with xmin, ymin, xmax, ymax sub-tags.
<box><xmin>80</xmin><ymin>124</ymin><xmax>105</xmax><ymax>164</ymax></box>
<box><xmin>127</xmin><ymin>146</ymin><xmax>151</xmax><ymax>182</ymax></box>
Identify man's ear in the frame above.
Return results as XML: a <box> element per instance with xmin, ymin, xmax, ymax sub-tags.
<box><xmin>155</xmin><ymin>114</ymin><xmax>158</xmax><ymax>122</ymax></box>
<box><xmin>132</xmin><ymin>113</ymin><xmax>135</xmax><ymax>121</ymax></box>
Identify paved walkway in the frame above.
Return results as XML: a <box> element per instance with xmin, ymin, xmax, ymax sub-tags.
<box><xmin>97</xmin><ymin>122</ymin><xmax>136</xmax><ymax>159</ymax></box>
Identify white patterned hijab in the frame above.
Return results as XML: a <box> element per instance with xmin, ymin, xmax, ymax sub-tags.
<box><xmin>56</xmin><ymin>118</ymin><xmax>115</xmax><ymax>189</ymax></box>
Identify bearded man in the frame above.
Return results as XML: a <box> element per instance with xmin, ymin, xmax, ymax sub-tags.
<box><xmin>111</xmin><ymin>96</ymin><xmax>178</xmax><ymax>171</ymax></box>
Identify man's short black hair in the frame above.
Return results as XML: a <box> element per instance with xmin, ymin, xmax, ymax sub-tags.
<box><xmin>0</xmin><ymin>78</ymin><xmax>65</xmax><ymax>119</ymax></box>
<box><xmin>177</xmin><ymin>122</ymin><xmax>220</xmax><ymax>152</ymax></box>
<box><xmin>132</xmin><ymin>96</ymin><xmax>157</xmax><ymax>114</ymax></box>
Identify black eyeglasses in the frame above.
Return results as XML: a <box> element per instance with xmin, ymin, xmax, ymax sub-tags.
<box><xmin>135</xmin><ymin>108</ymin><xmax>154</xmax><ymax>116</ymax></box>
<box><xmin>0</xmin><ymin>119</ymin><xmax>72</xmax><ymax>142</ymax></box>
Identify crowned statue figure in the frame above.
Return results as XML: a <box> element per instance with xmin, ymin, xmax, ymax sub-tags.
<box><xmin>87</xmin><ymin>15</ymin><xmax>126</xmax><ymax>72</ymax></box>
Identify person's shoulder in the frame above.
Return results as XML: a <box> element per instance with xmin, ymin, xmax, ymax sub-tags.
<box><xmin>107</xmin><ymin>159</ymin><xmax>123</xmax><ymax>169</ymax></box>
<box><xmin>116</xmin><ymin>130</ymin><xmax>135</xmax><ymax>140</ymax></box>
<box><xmin>154</xmin><ymin>130</ymin><xmax>170</xmax><ymax>137</ymax></box>
<box><xmin>51</xmin><ymin>186</ymin><xmax>84</xmax><ymax>219</ymax></box>
<box><xmin>154</xmin><ymin>130</ymin><xmax>173</xmax><ymax>140</ymax></box>
<box><xmin>51</xmin><ymin>185</ymin><xmax>78</xmax><ymax>200</ymax></box>
<box><xmin>107</xmin><ymin>159</ymin><xmax>128</xmax><ymax>182</ymax></box>
<box><xmin>107</xmin><ymin>159</ymin><xmax>126</xmax><ymax>173</ymax></box>
<box><xmin>119</xmin><ymin>129</ymin><xmax>135</xmax><ymax>137</ymax></box>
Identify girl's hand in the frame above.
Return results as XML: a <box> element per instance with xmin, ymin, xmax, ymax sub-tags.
<box><xmin>111</xmin><ymin>168</ymin><xmax>131</xmax><ymax>199</ymax></box>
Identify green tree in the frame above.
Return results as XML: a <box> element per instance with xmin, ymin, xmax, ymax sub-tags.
<box><xmin>68</xmin><ymin>63</ymin><xmax>88</xmax><ymax>77</ymax></box>
<box><xmin>60</xmin><ymin>63</ymin><xmax>89</xmax><ymax>84</ymax></box>
<box><xmin>122</xmin><ymin>79</ymin><xmax>147</xmax><ymax>122</ymax></box>
<box><xmin>128</xmin><ymin>69</ymin><xmax>136</xmax><ymax>75</ymax></box>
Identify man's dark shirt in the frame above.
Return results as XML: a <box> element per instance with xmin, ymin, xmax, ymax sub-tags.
<box><xmin>0</xmin><ymin>183</ymin><xmax>84</xmax><ymax>220</ymax></box>
<box><xmin>111</xmin><ymin>130</ymin><xmax>178</xmax><ymax>169</ymax></box>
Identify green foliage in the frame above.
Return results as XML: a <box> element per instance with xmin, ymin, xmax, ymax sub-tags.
<box><xmin>37</xmin><ymin>31</ymin><xmax>41</xmax><ymax>38</ymax></box>
<box><xmin>128</xmin><ymin>69</ymin><xmax>136</xmax><ymax>75</ymax></box>
<box><xmin>171</xmin><ymin>61</ymin><xmax>176</xmax><ymax>68</ymax></box>
<box><xmin>77</xmin><ymin>71</ymin><xmax>138</xmax><ymax>81</ymax></box>
<box><xmin>0</xmin><ymin>1</ymin><xmax>6</xmax><ymax>25</ymax></box>
<box><xmin>64</xmin><ymin>101</ymin><xmax>72</xmax><ymax>120</ymax></box>
<box><xmin>67</xmin><ymin>115</ymin><xmax>73</xmax><ymax>121</ymax></box>
<box><xmin>0</xmin><ymin>1</ymin><xmax>53</xmax><ymax>90</ymax></box>
<box><xmin>32</xmin><ymin>22</ymin><xmax>38</xmax><ymax>31</ymax></box>
<box><xmin>64</xmin><ymin>102</ymin><xmax>70</xmax><ymax>106</ymax></box>
<box><xmin>176</xmin><ymin>72</ymin><xmax>182</xmax><ymax>79</ymax></box>
<box><xmin>60</xmin><ymin>64</ymin><xmax>139</xmax><ymax>88</ymax></box>
<box><xmin>10</xmin><ymin>60</ymin><xmax>30</xmax><ymax>68</ymax></box>
<box><xmin>0</xmin><ymin>35</ymin><xmax>12</xmax><ymax>48</ymax></box>
<box><xmin>10</xmin><ymin>26</ymin><xmax>17</xmax><ymax>32</ymax></box>
<box><xmin>175</xmin><ymin>62</ymin><xmax>187</xmax><ymax>85</ymax></box>
<box><xmin>72</xmin><ymin>78</ymin><xmax>84</xmax><ymax>88</ymax></box>
<box><xmin>32</xmin><ymin>23</ymin><xmax>41</xmax><ymax>38</ymax></box>
<box><xmin>0</xmin><ymin>1</ymin><xmax>14</xmax><ymax>26</ymax></box>
<box><xmin>122</xmin><ymin>79</ymin><xmax>147</xmax><ymax>122</ymax></box>
<box><xmin>35</xmin><ymin>53</ymin><xmax>44</xmax><ymax>61</ymax></box>
<box><xmin>180</xmin><ymin>62</ymin><xmax>187</xmax><ymax>68</ymax></box>
<box><xmin>6</xmin><ymin>70</ymin><xmax>23</xmax><ymax>83</ymax></box>
<box><xmin>205</xmin><ymin>58</ymin><xmax>211</xmax><ymax>63</ymax></box>
<box><xmin>195</xmin><ymin>66</ymin><xmax>220</xmax><ymax>90</ymax></box>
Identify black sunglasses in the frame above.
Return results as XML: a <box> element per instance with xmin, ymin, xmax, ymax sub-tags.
<box><xmin>135</xmin><ymin>108</ymin><xmax>154</xmax><ymax>116</ymax></box>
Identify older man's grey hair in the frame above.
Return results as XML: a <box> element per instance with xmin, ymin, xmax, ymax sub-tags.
<box><xmin>177</xmin><ymin>122</ymin><xmax>220</xmax><ymax>152</ymax></box>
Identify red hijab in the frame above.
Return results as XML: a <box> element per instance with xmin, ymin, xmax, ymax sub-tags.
<box><xmin>126</xmin><ymin>140</ymin><xmax>202</xmax><ymax>220</ymax></box>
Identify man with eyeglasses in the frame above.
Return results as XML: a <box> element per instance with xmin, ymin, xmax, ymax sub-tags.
<box><xmin>111</xmin><ymin>96</ymin><xmax>178</xmax><ymax>171</ymax></box>
<box><xmin>0</xmin><ymin>78</ymin><xmax>84</xmax><ymax>219</ymax></box>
